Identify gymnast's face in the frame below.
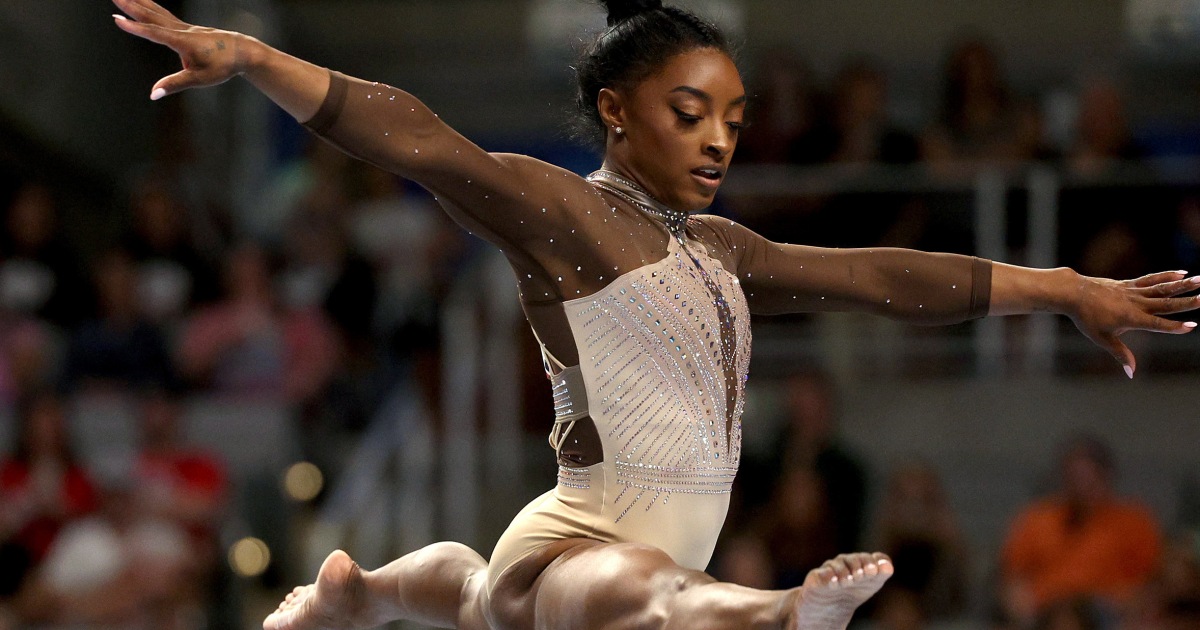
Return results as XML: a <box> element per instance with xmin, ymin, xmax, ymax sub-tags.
<box><xmin>600</xmin><ymin>47</ymin><xmax>746</xmax><ymax>213</ymax></box>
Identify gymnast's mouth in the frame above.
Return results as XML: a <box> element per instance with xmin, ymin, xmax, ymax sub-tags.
<box><xmin>690</xmin><ymin>166</ymin><xmax>725</xmax><ymax>186</ymax></box>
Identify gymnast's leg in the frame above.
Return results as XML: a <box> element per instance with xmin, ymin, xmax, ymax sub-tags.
<box><xmin>265</xmin><ymin>541</ymin><xmax>891</xmax><ymax>630</ymax></box>
<box><xmin>508</xmin><ymin>542</ymin><xmax>892</xmax><ymax>630</ymax></box>
<box><xmin>263</xmin><ymin>542</ymin><xmax>491</xmax><ymax>630</ymax></box>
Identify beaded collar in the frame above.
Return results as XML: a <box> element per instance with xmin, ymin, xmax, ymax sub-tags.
<box><xmin>587</xmin><ymin>169</ymin><xmax>689</xmax><ymax>236</ymax></box>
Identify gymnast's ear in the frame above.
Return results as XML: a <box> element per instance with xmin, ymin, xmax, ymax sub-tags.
<box><xmin>596</xmin><ymin>87</ymin><xmax>627</xmax><ymax>130</ymax></box>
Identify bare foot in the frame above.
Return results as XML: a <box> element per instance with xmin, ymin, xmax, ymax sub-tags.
<box><xmin>791</xmin><ymin>552</ymin><xmax>893</xmax><ymax>630</ymax></box>
<box><xmin>264</xmin><ymin>550</ymin><xmax>365</xmax><ymax>630</ymax></box>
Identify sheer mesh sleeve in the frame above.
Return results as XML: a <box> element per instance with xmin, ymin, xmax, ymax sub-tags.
<box><xmin>297</xmin><ymin>71</ymin><xmax>686</xmax><ymax>342</ymax></box>
<box><xmin>300</xmin><ymin>71</ymin><xmax>601</xmax><ymax>259</ymax></box>
<box><xmin>690</xmin><ymin>216</ymin><xmax>992</xmax><ymax>324</ymax></box>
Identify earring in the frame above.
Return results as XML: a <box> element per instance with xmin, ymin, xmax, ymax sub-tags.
<box><xmin>614</xmin><ymin>126</ymin><xmax>624</xmax><ymax>135</ymax></box>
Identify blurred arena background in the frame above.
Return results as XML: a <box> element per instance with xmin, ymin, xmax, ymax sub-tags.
<box><xmin>0</xmin><ymin>0</ymin><xmax>1199</xmax><ymax>628</ymax></box>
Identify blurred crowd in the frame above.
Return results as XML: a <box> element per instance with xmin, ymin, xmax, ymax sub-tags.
<box><xmin>0</xmin><ymin>33</ymin><xmax>1197</xmax><ymax>630</ymax></box>
<box><xmin>0</xmin><ymin>121</ymin><xmax>467</xmax><ymax>626</ymax></box>
<box><xmin>730</xmin><ymin>40</ymin><xmax>1200</xmax><ymax>287</ymax></box>
<box><xmin>715</xmin><ymin>372</ymin><xmax>1200</xmax><ymax>630</ymax></box>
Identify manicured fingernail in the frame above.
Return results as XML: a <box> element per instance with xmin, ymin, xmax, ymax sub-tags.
<box><xmin>1124</xmin><ymin>365</ymin><xmax>1134</xmax><ymax>379</ymax></box>
<box><xmin>151</xmin><ymin>88</ymin><xmax>166</xmax><ymax>101</ymax></box>
<box><xmin>1186</xmin><ymin>322</ymin><xmax>1197</xmax><ymax>329</ymax></box>
<box><xmin>878</xmin><ymin>559</ymin><xmax>890</xmax><ymax>565</ymax></box>
<box><xmin>830</xmin><ymin>576</ymin><xmax>838</xmax><ymax>584</ymax></box>
<box><xmin>1177</xmin><ymin>271</ymin><xmax>1190</xmax><ymax>275</ymax></box>
<box><xmin>112</xmin><ymin>14</ymin><xmax>128</xmax><ymax>21</ymax></box>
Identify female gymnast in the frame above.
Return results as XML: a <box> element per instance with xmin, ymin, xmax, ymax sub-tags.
<box><xmin>112</xmin><ymin>0</ymin><xmax>1200</xmax><ymax>628</ymax></box>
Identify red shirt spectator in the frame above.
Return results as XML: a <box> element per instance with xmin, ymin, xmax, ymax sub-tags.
<box><xmin>0</xmin><ymin>394</ymin><xmax>98</xmax><ymax>563</ymax></box>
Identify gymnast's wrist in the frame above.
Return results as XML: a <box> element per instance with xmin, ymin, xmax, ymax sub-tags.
<box><xmin>1043</xmin><ymin>266</ymin><xmax>1084</xmax><ymax>317</ymax></box>
<box><xmin>990</xmin><ymin>264</ymin><xmax>1079</xmax><ymax>317</ymax></box>
<box><xmin>233</xmin><ymin>34</ymin><xmax>267</xmax><ymax>77</ymax></box>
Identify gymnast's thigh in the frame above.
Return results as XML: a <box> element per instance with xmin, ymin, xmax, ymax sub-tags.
<box><xmin>492</xmin><ymin>539</ymin><xmax>713</xmax><ymax>630</ymax></box>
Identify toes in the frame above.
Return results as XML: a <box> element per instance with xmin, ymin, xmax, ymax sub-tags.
<box><xmin>813</xmin><ymin>566</ymin><xmax>838</xmax><ymax>585</ymax></box>
<box><xmin>823</xmin><ymin>557</ymin><xmax>853</xmax><ymax>583</ymax></box>
<box><xmin>817</xmin><ymin>553</ymin><xmax>895</xmax><ymax>587</ymax></box>
<box><xmin>843</xmin><ymin>554</ymin><xmax>868</xmax><ymax>580</ymax></box>
<box><xmin>872</xmin><ymin>553</ymin><xmax>894</xmax><ymax>575</ymax></box>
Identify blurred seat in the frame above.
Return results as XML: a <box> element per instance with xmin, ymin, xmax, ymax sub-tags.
<box><xmin>182</xmin><ymin>394</ymin><xmax>301</xmax><ymax>581</ymax></box>
<box><xmin>66</xmin><ymin>391</ymin><xmax>138</xmax><ymax>482</ymax></box>
<box><xmin>0</xmin><ymin>403</ymin><xmax>13</xmax><ymax>457</ymax></box>
<box><xmin>181</xmin><ymin>395</ymin><xmax>299</xmax><ymax>476</ymax></box>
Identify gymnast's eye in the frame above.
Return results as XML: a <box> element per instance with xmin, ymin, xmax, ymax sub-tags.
<box><xmin>672</xmin><ymin>107</ymin><xmax>701</xmax><ymax>123</ymax></box>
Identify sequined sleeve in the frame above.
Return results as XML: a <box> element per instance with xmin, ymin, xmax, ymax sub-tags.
<box><xmin>299</xmin><ymin>70</ymin><xmax>602</xmax><ymax>260</ymax></box>
<box><xmin>692</xmin><ymin>216</ymin><xmax>992</xmax><ymax>323</ymax></box>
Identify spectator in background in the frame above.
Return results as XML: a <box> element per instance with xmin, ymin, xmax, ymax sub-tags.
<box><xmin>0</xmin><ymin>182</ymin><xmax>86</xmax><ymax>328</ymax></box>
<box><xmin>767</xmin><ymin>371</ymin><xmax>868</xmax><ymax>554</ymax></box>
<box><xmin>818</xmin><ymin>59</ymin><xmax>928</xmax><ymax>250</ymax></box>
<box><xmin>249</xmin><ymin>139</ymin><xmax>353</xmax><ymax>243</ymax></box>
<box><xmin>280</xmin><ymin>208</ymin><xmax>377</xmax><ymax>355</ymax></box>
<box><xmin>827</xmin><ymin>59</ymin><xmax>919</xmax><ymax>167</ymax></box>
<box><xmin>1067</xmin><ymin>78</ymin><xmax>1142</xmax><ymax>179</ymax></box>
<box><xmin>349</xmin><ymin>166</ymin><xmax>464</xmax><ymax>363</ymax></box>
<box><xmin>14</xmin><ymin>476</ymin><xmax>195</xmax><ymax>628</ymax></box>
<box><xmin>922</xmin><ymin>40</ymin><xmax>1027</xmax><ymax>171</ymax></box>
<box><xmin>758</xmin><ymin>466</ymin><xmax>840</xmax><ymax>588</ymax></box>
<box><xmin>710</xmin><ymin>534</ymin><xmax>774</xmax><ymax>590</ymax></box>
<box><xmin>0</xmin><ymin>317</ymin><xmax>55</xmax><ymax>407</ymax></box>
<box><xmin>176</xmin><ymin>243</ymin><xmax>340</xmax><ymax>405</ymax></box>
<box><xmin>871</xmin><ymin>459</ymin><xmax>969</xmax><ymax>621</ymax></box>
<box><xmin>0</xmin><ymin>392</ymin><xmax>98</xmax><ymax>599</ymax></box>
<box><xmin>1122</xmin><ymin>532</ymin><xmax>1200</xmax><ymax>630</ymax></box>
<box><xmin>1060</xmin><ymin>78</ymin><xmax>1155</xmax><ymax>283</ymax></box>
<box><xmin>133</xmin><ymin>389</ymin><xmax>227</xmax><ymax>622</ymax></box>
<box><xmin>120</xmin><ymin>178</ymin><xmax>220</xmax><ymax>324</ymax></box>
<box><xmin>1001</xmin><ymin>435</ymin><xmax>1162</xmax><ymax>626</ymax></box>
<box><xmin>62</xmin><ymin>249</ymin><xmax>176</xmax><ymax>393</ymax></box>
<box><xmin>133</xmin><ymin>389</ymin><xmax>225</xmax><ymax>550</ymax></box>
<box><xmin>737</xmin><ymin>48</ymin><xmax>827</xmax><ymax>165</ymax></box>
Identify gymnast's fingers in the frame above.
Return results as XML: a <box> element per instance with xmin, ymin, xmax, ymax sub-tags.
<box><xmin>1135</xmin><ymin>275</ymin><xmax>1200</xmax><ymax>298</ymax></box>
<box><xmin>1142</xmin><ymin>295</ymin><xmax>1200</xmax><ymax>315</ymax></box>
<box><xmin>1135</xmin><ymin>315</ymin><xmax>1198</xmax><ymax>334</ymax></box>
<box><xmin>112</xmin><ymin>0</ymin><xmax>186</xmax><ymax>29</ymax></box>
<box><xmin>1096</xmin><ymin>333</ymin><xmax>1136</xmax><ymax>378</ymax></box>
<box><xmin>150</xmin><ymin>69</ymin><xmax>219</xmax><ymax>100</ymax></box>
<box><xmin>113</xmin><ymin>15</ymin><xmax>181</xmax><ymax>48</ymax></box>
<box><xmin>1128</xmin><ymin>270</ymin><xmax>1189</xmax><ymax>289</ymax></box>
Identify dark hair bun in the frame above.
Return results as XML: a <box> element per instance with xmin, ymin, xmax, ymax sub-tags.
<box><xmin>602</xmin><ymin>0</ymin><xmax>663</xmax><ymax>26</ymax></box>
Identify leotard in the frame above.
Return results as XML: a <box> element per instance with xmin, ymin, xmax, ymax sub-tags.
<box><xmin>301</xmin><ymin>70</ymin><xmax>993</xmax><ymax>595</ymax></box>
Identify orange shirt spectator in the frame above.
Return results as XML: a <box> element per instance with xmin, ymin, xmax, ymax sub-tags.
<box><xmin>1000</xmin><ymin>434</ymin><xmax>1162</xmax><ymax>620</ymax></box>
<box><xmin>1002</xmin><ymin>496</ymin><xmax>1161</xmax><ymax>608</ymax></box>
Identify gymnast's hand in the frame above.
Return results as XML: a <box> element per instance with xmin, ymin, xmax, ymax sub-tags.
<box><xmin>1067</xmin><ymin>270</ymin><xmax>1200</xmax><ymax>377</ymax></box>
<box><xmin>112</xmin><ymin>0</ymin><xmax>247</xmax><ymax>100</ymax></box>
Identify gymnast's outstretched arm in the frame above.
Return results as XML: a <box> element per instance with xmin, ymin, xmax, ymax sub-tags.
<box><xmin>692</xmin><ymin>216</ymin><xmax>1200</xmax><ymax>377</ymax></box>
<box><xmin>111</xmin><ymin>0</ymin><xmax>602</xmax><ymax>260</ymax></box>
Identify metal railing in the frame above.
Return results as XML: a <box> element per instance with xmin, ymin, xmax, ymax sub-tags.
<box><xmin>722</xmin><ymin>158</ymin><xmax>1200</xmax><ymax>378</ymax></box>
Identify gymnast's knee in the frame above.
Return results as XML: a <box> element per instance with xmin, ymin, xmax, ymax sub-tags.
<box><xmin>407</xmin><ymin>541</ymin><xmax>484</xmax><ymax>576</ymax></box>
<box><xmin>567</xmin><ymin>546</ymin><xmax>708</xmax><ymax>630</ymax></box>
